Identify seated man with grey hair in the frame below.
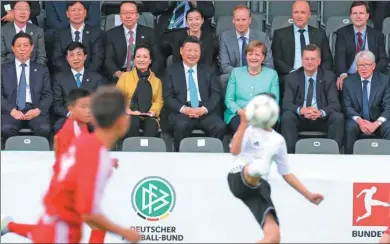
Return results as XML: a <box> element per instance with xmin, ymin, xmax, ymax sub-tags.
<box><xmin>343</xmin><ymin>50</ymin><xmax>390</xmax><ymax>154</ymax></box>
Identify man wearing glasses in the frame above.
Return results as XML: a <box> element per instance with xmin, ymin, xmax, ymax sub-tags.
<box><xmin>342</xmin><ymin>50</ymin><xmax>390</xmax><ymax>154</ymax></box>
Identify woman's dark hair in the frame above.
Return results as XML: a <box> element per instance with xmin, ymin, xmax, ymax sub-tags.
<box><xmin>185</xmin><ymin>8</ymin><xmax>204</xmax><ymax>20</ymax></box>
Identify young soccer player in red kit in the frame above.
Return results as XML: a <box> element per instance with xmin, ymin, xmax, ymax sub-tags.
<box><xmin>30</xmin><ymin>87</ymin><xmax>139</xmax><ymax>243</ymax></box>
<box><xmin>1</xmin><ymin>88</ymin><xmax>126</xmax><ymax>243</ymax></box>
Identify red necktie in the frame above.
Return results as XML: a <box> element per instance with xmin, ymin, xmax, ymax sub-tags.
<box><xmin>356</xmin><ymin>32</ymin><xmax>363</xmax><ymax>52</ymax></box>
<box><xmin>126</xmin><ymin>31</ymin><xmax>134</xmax><ymax>71</ymax></box>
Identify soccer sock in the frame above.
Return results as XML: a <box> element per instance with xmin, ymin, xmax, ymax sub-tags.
<box><xmin>8</xmin><ymin>222</ymin><xmax>35</xmax><ymax>238</ymax></box>
<box><xmin>89</xmin><ymin>229</ymin><xmax>106</xmax><ymax>243</ymax></box>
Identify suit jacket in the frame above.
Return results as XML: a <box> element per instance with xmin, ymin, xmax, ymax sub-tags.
<box><xmin>1</xmin><ymin>61</ymin><xmax>52</xmax><ymax>115</ymax></box>
<box><xmin>52</xmin><ymin>24</ymin><xmax>104</xmax><ymax>73</ymax></box>
<box><xmin>282</xmin><ymin>67</ymin><xmax>341</xmax><ymax>115</ymax></box>
<box><xmin>160</xmin><ymin>28</ymin><xmax>219</xmax><ymax>67</ymax></box>
<box><xmin>219</xmin><ymin>28</ymin><xmax>274</xmax><ymax>76</ymax></box>
<box><xmin>1</xmin><ymin>1</ymin><xmax>41</xmax><ymax>26</ymax></box>
<box><xmin>343</xmin><ymin>72</ymin><xmax>390</xmax><ymax>121</ymax></box>
<box><xmin>272</xmin><ymin>25</ymin><xmax>333</xmax><ymax>76</ymax></box>
<box><xmin>1</xmin><ymin>22</ymin><xmax>47</xmax><ymax>66</ymax></box>
<box><xmin>105</xmin><ymin>24</ymin><xmax>163</xmax><ymax>78</ymax></box>
<box><xmin>163</xmin><ymin>62</ymin><xmax>221</xmax><ymax>114</ymax></box>
<box><xmin>44</xmin><ymin>1</ymin><xmax>101</xmax><ymax>30</ymax></box>
<box><xmin>335</xmin><ymin>25</ymin><xmax>389</xmax><ymax>76</ymax></box>
<box><xmin>142</xmin><ymin>1</ymin><xmax>215</xmax><ymax>38</ymax></box>
<box><xmin>52</xmin><ymin>70</ymin><xmax>107</xmax><ymax>118</ymax></box>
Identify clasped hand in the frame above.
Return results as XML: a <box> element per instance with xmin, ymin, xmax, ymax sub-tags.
<box><xmin>300</xmin><ymin>107</ymin><xmax>322</xmax><ymax>120</ymax></box>
<box><xmin>182</xmin><ymin>107</ymin><xmax>206</xmax><ymax>118</ymax></box>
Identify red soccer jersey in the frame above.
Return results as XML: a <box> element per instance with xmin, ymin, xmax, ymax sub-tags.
<box><xmin>42</xmin><ymin>133</ymin><xmax>113</xmax><ymax>238</ymax></box>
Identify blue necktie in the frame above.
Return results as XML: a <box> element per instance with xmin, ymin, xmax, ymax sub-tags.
<box><xmin>188</xmin><ymin>68</ymin><xmax>199</xmax><ymax>108</ymax></box>
<box><xmin>17</xmin><ymin>63</ymin><xmax>27</xmax><ymax>110</ymax></box>
<box><xmin>75</xmin><ymin>73</ymin><xmax>82</xmax><ymax>87</ymax></box>
<box><xmin>75</xmin><ymin>31</ymin><xmax>80</xmax><ymax>42</ymax></box>
<box><xmin>240</xmin><ymin>36</ymin><xmax>247</xmax><ymax>66</ymax></box>
<box><xmin>362</xmin><ymin>80</ymin><xmax>370</xmax><ymax>120</ymax></box>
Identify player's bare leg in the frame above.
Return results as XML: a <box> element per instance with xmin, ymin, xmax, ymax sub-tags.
<box><xmin>257</xmin><ymin>214</ymin><xmax>280</xmax><ymax>243</ymax></box>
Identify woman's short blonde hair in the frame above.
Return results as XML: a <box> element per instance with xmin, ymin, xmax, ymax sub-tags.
<box><xmin>245</xmin><ymin>40</ymin><xmax>267</xmax><ymax>57</ymax></box>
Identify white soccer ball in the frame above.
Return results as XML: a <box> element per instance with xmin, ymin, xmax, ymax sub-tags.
<box><xmin>245</xmin><ymin>94</ymin><xmax>279</xmax><ymax>129</ymax></box>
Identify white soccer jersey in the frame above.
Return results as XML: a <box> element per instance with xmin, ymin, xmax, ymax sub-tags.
<box><xmin>229</xmin><ymin>125</ymin><xmax>291</xmax><ymax>180</ymax></box>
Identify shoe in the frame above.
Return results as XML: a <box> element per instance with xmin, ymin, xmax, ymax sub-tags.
<box><xmin>1</xmin><ymin>214</ymin><xmax>12</xmax><ymax>236</ymax></box>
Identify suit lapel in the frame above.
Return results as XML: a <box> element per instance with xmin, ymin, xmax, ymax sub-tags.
<box><xmin>65</xmin><ymin>25</ymin><xmax>73</xmax><ymax>44</ymax></box>
<box><xmin>82</xmin><ymin>25</ymin><xmax>90</xmax><ymax>46</ymax></box>
<box><xmin>8</xmin><ymin>63</ymin><xmax>18</xmax><ymax>95</ymax></box>
<box><xmin>136</xmin><ymin>25</ymin><xmax>146</xmax><ymax>44</ymax></box>
<box><xmin>287</xmin><ymin>26</ymin><xmax>295</xmax><ymax>65</ymax></box>
<box><xmin>355</xmin><ymin>77</ymin><xmax>363</xmax><ymax>107</ymax></box>
<box><xmin>230</xmin><ymin>31</ymin><xmax>240</xmax><ymax>66</ymax></box>
<box><xmin>366</xmin><ymin>27</ymin><xmax>375</xmax><ymax>53</ymax></box>
<box><xmin>119</xmin><ymin>25</ymin><xmax>129</xmax><ymax>61</ymax></box>
<box><xmin>25</xmin><ymin>23</ymin><xmax>34</xmax><ymax>36</ymax></box>
<box><xmin>369</xmin><ymin>73</ymin><xmax>379</xmax><ymax>107</ymax></box>
<box><xmin>29</xmin><ymin>63</ymin><xmax>37</xmax><ymax>102</ymax></box>
<box><xmin>81</xmin><ymin>70</ymin><xmax>91</xmax><ymax>88</ymax></box>
<box><xmin>196</xmin><ymin>65</ymin><xmax>206</xmax><ymax>101</ymax></box>
<box><xmin>348</xmin><ymin>25</ymin><xmax>357</xmax><ymax>56</ymax></box>
<box><xmin>298</xmin><ymin>69</ymin><xmax>306</xmax><ymax>105</ymax></box>
<box><xmin>315</xmin><ymin>69</ymin><xmax>323</xmax><ymax>108</ymax></box>
<box><xmin>179</xmin><ymin>63</ymin><xmax>188</xmax><ymax>101</ymax></box>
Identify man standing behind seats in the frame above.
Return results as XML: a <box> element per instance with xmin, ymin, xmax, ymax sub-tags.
<box><xmin>281</xmin><ymin>44</ymin><xmax>343</xmax><ymax>154</ymax></box>
<box><xmin>105</xmin><ymin>1</ymin><xmax>161</xmax><ymax>83</ymax></box>
<box><xmin>51</xmin><ymin>1</ymin><xmax>104</xmax><ymax>73</ymax></box>
<box><xmin>163</xmin><ymin>36</ymin><xmax>225</xmax><ymax>152</ymax></box>
<box><xmin>343</xmin><ymin>50</ymin><xmax>390</xmax><ymax>154</ymax></box>
<box><xmin>272</xmin><ymin>0</ymin><xmax>333</xmax><ymax>96</ymax></box>
<box><xmin>1</xmin><ymin>1</ymin><xmax>46</xmax><ymax>66</ymax></box>
<box><xmin>335</xmin><ymin>1</ymin><xmax>389</xmax><ymax>91</ymax></box>
<box><xmin>1</xmin><ymin>32</ymin><xmax>52</xmax><ymax>141</ymax></box>
<box><xmin>52</xmin><ymin>42</ymin><xmax>107</xmax><ymax>133</ymax></box>
<box><xmin>219</xmin><ymin>4</ymin><xmax>273</xmax><ymax>87</ymax></box>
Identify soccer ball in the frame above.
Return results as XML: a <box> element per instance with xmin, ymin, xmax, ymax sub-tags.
<box><xmin>245</xmin><ymin>94</ymin><xmax>279</xmax><ymax>129</ymax></box>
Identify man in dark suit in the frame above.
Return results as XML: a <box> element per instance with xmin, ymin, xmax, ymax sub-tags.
<box><xmin>335</xmin><ymin>1</ymin><xmax>389</xmax><ymax>91</ymax></box>
<box><xmin>105</xmin><ymin>1</ymin><xmax>162</xmax><ymax>82</ymax></box>
<box><xmin>51</xmin><ymin>1</ymin><xmax>104</xmax><ymax>73</ymax></box>
<box><xmin>272</xmin><ymin>1</ymin><xmax>333</xmax><ymax>96</ymax></box>
<box><xmin>142</xmin><ymin>1</ymin><xmax>215</xmax><ymax>39</ymax></box>
<box><xmin>163</xmin><ymin>36</ymin><xmax>225</xmax><ymax>151</ymax></box>
<box><xmin>52</xmin><ymin>42</ymin><xmax>107</xmax><ymax>133</ymax></box>
<box><xmin>343</xmin><ymin>50</ymin><xmax>390</xmax><ymax>154</ymax></box>
<box><xmin>1</xmin><ymin>32</ymin><xmax>52</xmax><ymax>141</ymax></box>
<box><xmin>281</xmin><ymin>44</ymin><xmax>344</xmax><ymax>153</ymax></box>
<box><xmin>1</xmin><ymin>1</ymin><xmax>40</xmax><ymax>26</ymax></box>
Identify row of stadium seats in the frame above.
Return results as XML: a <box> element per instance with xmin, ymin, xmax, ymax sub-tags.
<box><xmin>3</xmin><ymin>135</ymin><xmax>390</xmax><ymax>155</ymax></box>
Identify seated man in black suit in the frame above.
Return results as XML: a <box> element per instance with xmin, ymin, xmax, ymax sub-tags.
<box><xmin>335</xmin><ymin>1</ymin><xmax>389</xmax><ymax>90</ymax></box>
<box><xmin>271</xmin><ymin>0</ymin><xmax>333</xmax><ymax>96</ymax></box>
<box><xmin>104</xmin><ymin>1</ymin><xmax>162</xmax><ymax>82</ymax></box>
<box><xmin>163</xmin><ymin>36</ymin><xmax>225</xmax><ymax>151</ymax></box>
<box><xmin>51</xmin><ymin>1</ymin><xmax>104</xmax><ymax>73</ymax></box>
<box><xmin>52</xmin><ymin>42</ymin><xmax>107</xmax><ymax>133</ymax></box>
<box><xmin>1</xmin><ymin>32</ymin><xmax>52</xmax><ymax>141</ymax></box>
<box><xmin>281</xmin><ymin>44</ymin><xmax>344</xmax><ymax>153</ymax></box>
<box><xmin>343</xmin><ymin>50</ymin><xmax>390</xmax><ymax>154</ymax></box>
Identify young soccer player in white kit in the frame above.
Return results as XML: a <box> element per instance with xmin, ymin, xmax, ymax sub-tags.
<box><xmin>227</xmin><ymin>93</ymin><xmax>324</xmax><ymax>243</ymax></box>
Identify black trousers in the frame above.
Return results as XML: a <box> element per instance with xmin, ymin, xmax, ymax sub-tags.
<box><xmin>228</xmin><ymin>115</ymin><xmax>280</xmax><ymax>133</ymax></box>
<box><xmin>344</xmin><ymin>119</ymin><xmax>390</xmax><ymax>154</ymax></box>
<box><xmin>128</xmin><ymin>116</ymin><xmax>159</xmax><ymax>137</ymax></box>
<box><xmin>281</xmin><ymin>110</ymin><xmax>344</xmax><ymax>153</ymax></box>
<box><xmin>169</xmin><ymin>113</ymin><xmax>226</xmax><ymax>151</ymax></box>
<box><xmin>1</xmin><ymin>104</ymin><xmax>51</xmax><ymax>140</ymax></box>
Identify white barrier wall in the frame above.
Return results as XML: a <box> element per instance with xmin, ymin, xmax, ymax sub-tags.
<box><xmin>1</xmin><ymin>151</ymin><xmax>390</xmax><ymax>243</ymax></box>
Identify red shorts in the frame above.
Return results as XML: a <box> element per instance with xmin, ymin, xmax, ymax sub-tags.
<box><xmin>31</xmin><ymin>217</ymin><xmax>81</xmax><ymax>243</ymax></box>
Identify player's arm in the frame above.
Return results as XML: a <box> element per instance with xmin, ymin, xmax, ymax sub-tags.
<box><xmin>356</xmin><ymin>189</ymin><xmax>367</xmax><ymax>198</ymax></box>
<box><xmin>230</xmin><ymin>111</ymin><xmax>247</xmax><ymax>155</ymax></box>
<box><xmin>274</xmin><ymin>140</ymin><xmax>324</xmax><ymax>205</ymax></box>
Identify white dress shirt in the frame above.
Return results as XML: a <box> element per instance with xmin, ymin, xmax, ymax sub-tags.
<box><xmin>15</xmin><ymin>59</ymin><xmax>32</xmax><ymax>103</ymax></box>
<box><xmin>14</xmin><ymin>23</ymin><xmax>27</xmax><ymax>33</ymax></box>
<box><xmin>293</xmin><ymin>24</ymin><xmax>309</xmax><ymax>70</ymax></box>
<box><xmin>71</xmin><ymin>23</ymin><xmax>85</xmax><ymax>42</ymax></box>
<box><xmin>236</xmin><ymin>30</ymin><xmax>250</xmax><ymax>66</ymax></box>
<box><xmin>122</xmin><ymin>24</ymin><xmax>137</xmax><ymax>68</ymax></box>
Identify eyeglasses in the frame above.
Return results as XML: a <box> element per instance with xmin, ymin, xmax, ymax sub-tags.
<box><xmin>120</xmin><ymin>11</ymin><xmax>138</xmax><ymax>16</ymax></box>
<box><xmin>357</xmin><ymin>63</ymin><xmax>374</xmax><ymax>69</ymax></box>
<box><xmin>14</xmin><ymin>8</ymin><xmax>30</xmax><ymax>12</ymax></box>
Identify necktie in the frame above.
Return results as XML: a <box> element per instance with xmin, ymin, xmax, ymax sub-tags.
<box><xmin>298</xmin><ymin>29</ymin><xmax>306</xmax><ymax>53</ymax></box>
<box><xmin>362</xmin><ymin>80</ymin><xmax>370</xmax><ymax>120</ymax></box>
<box><xmin>240</xmin><ymin>36</ymin><xmax>247</xmax><ymax>66</ymax></box>
<box><xmin>17</xmin><ymin>63</ymin><xmax>27</xmax><ymax>110</ymax></box>
<box><xmin>126</xmin><ymin>30</ymin><xmax>134</xmax><ymax>71</ymax></box>
<box><xmin>19</xmin><ymin>30</ymin><xmax>24</xmax><ymax>33</ymax></box>
<box><xmin>356</xmin><ymin>32</ymin><xmax>363</xmax><ymax>53</ymax></box>
<box><xmin>75</xmin><ymin>73</ymin><xmax>82</xmax><ymax>87</ymax></box>
<box><xmin>306</xmin><ymin>78</ymin><xmax>314</xmax><ymax>107</ymax></box>
<box><xmin>188</xmin><ymin>68</ymin><xmax>199</xmax><ymax>108</ymax></box>
<box><xmin>170</xmin><ymin>1</ymin><xmax>186</xmax><ymax>29</ymax></box>
<box><xmin>75</xmin><ymin>31</ymin><xmax>80</xmax><ymax>42</ymax></box>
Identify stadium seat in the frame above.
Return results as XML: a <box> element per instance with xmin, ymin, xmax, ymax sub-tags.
<box><xmin>298</xmin><ymin>131</ymin><xmax>327</xmax><ymax>138</ymax></box>
<box><xmin>321</xmin><ymin>1</ymin><xmax>353</xmax><ymax>26</ymax></box>
<box><xmin>383</xmin><ymin>17</ymin><xmax>390</xmax><ymax>35</ymax></box>
<box><xmin>216</xmin><ymin>14</ymin><xmax>265</xmax><ymax>36</ymax></box>
<box><xmin>5</xmin><ymin>136</ymin><xmax>50</xmax><ymax>151</ymax></box>
<box><xmin>122</xmin><ymin>137</ymin><xmax>167</xmax><ymax>152</ymax></box>
<box><xmin>179</xmin><ymin>137</ymin><xmax>224</xmax><ymax>153</ymax></box>
<box><xmin>166</xmin><ymin>55</ymin><xmax>173</xmax><ymax>70</ymax></box>
<box><xmin>270</xmin><ymin>15</ymin><xmax>319</xmax><ymax>39</ymax></box>
<box><xmin>295</xmin><ymin>138</ymin><xmax>339</xmax><ymax>154</ymax></box>
<box><xmin>103</xmin><ymin>13</ymin><xmax>155</xmax><ymax>31</ymax></box>
<box><xmin>353</xmin><ymin>139</ymin><xmax>390</xmax><ymax>155</ymax></box>
<box><xmin>214</xmin><ymin>1</ymin><xmax>248</xmax><ymax>24</ymax></box>
<box><xmin>100</xmin><ymin>16</ymin><xmax>107</xmax><ymax>31</ymax></box>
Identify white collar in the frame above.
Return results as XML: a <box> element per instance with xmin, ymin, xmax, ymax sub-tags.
<box><xmin>71</xmin><ymin>68</ymin><xmax>85</xmax><ymax>76</ymax></box>
<box><xmin>14</xmin><ymin>23</ymin><xmax>27</xmax><ymax>33</ymax></box>
<box><xmin>360</xmin><ymin>75</ymin><xmax>373</xmax><ymax>82</ymax></box>
<box><xmin>70</xmin><ymin>23</ymin><xmax>85</xmax><ymax>33</ymax></box>
<box><xmin>236</xmin><ymin>29</ymin><xmax>250</xmax><ymax>40</ymax></box>
<box><xmin>123</xmin><ymin>23</ymin><xmax>137</xmax><ymax>35</ymax></box>
<box><xmin>15</xmin><ymin>58</ymin><xmax>30</xmax><ymax>67</ymax></box>
<box><xmin>183</xmin><ymin>62</ymin><xmax>197</xmax><ymax>74</ymax></box>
